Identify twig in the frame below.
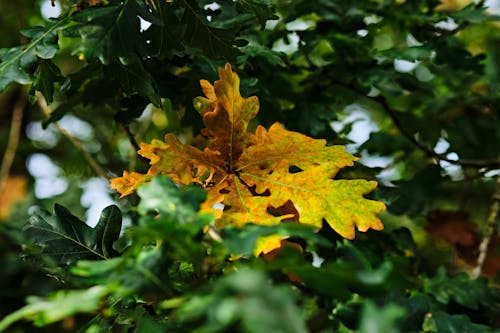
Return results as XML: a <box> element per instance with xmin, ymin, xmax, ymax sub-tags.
<box><xmin>122</xmin><ymin>124</ymin><xmax>141</xmax><ymax>152</ymax></box>
<box><xmin>319</xmin><ymin>72</ymin><xmax>500</xmax><ymax>169</ymax></box>
<box><xmin>0</xmin><ymin>91</ymin><xmax>27</xmax><ymax>194</ymax></box>
<box><xmin>471</xmin><ymin>174</ymin><xmax>500</xmax><ymax>279</ymax></box>
<box><xmin>373</xmin><ymin>95</ymin><xmax>500</xmax><ymax>169</ymax></box>
<box><xmin>35</xmin><ymin>92</ymin><xmax>108</xmax><ymax>179</ymax></box>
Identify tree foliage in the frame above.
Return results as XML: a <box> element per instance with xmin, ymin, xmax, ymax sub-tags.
<box><xmin>0</xmin><ymin>0</ymin><xmax>499</xmax><ymax>332</ymax></box>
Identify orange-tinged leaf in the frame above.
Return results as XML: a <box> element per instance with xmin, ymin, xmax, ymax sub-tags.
<box><xmin>111</xmin><ymin>63</ymin><xmax>386</xmax><ymax>241</ymax></box>
<box><xmin>240</xmin><ymin>165</ymin><xmax>385</xmax><ymax>239</ymax></box>
<box><xmin>0</xmin><ymin>176</ymin><xmax>27</xmax><ymax>219</ymax></box>
<box><xmin>193</xmin><ymin>63</ymin><xmax>259</xmax><ymax>170</ymax></box>
<box><xmin>254</xmin><ymin>234</ymin><xmax>289</xmax><ymax>256</ymax></box>
<box><xmin>110</xmin><ymin>171</ymin><xmax>152</xmax><ymax>197</ymax></box>
<box><xmin>237</xmin><ymin>122</ymin><xmax>357</xmax><ymax>177</ymax></box>
<box><xmin>138</xmin><ymin>134</ymin><xmax>224</xmax><ymax>186</ymax></box>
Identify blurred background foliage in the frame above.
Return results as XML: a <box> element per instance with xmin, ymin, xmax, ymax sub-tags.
<box><xmin>0</xmin><ymin>0</ymin><xmax>499</xmax><ymax>332</ymax></box>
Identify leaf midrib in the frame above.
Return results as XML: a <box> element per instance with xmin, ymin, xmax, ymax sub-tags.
<box><xmin>29</xmin><ymin>225</ymin><xmax>108</xmax><ymax>260</ymax></box>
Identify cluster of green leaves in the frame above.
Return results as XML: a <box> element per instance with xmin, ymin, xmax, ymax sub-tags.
<box><xmin>1</xmin><ymin>0</ymin><xmax>500</xmax><ymax>332</ymax></box>
<box><xmin>2</xmin><ymin>176</ymin><xmax>500</xmax><ymax>332</ymax></box>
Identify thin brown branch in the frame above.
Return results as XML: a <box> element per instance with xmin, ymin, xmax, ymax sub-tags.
<box><xmin>0</xmin><ymin>91</ymin><xmax>27</xmax><ymax>194</ymax></box>
<box><xmin>373</xmin><ymin>95</ymin><xmax>500</xmax><ymax>169</ymax></box>
<box><xmin>471</xmin><ymin>174</ymin><xmax>500</xmax><ymax>279</ymax></box>
<box><xmin>320</xmin><ymin>72</ymin><xmax>500</xmax><ymax>169</ymax></box>
<box><xmin>122</xmin><ymin>124</ymin><xmax>141</xmax><ymax>152</ymax></box>
<box><xmin>35</xmin><ymin>92</ymin><xmax>108</xmax><ymax>179</ymax></box>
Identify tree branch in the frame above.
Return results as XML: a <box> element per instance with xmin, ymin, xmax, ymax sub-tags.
<box><xmin>471</xmin><ymin>174</ymin><xmax>500</xmax><ymax>279</ymax></box>
<box><xmin>122</xmin><ymin>124</ymin><xmax>141</xmax><ymax>152</ymax></box>
<box><xmin>321</xmin><ymin>73</ymin><xmax>500</xmax><ymax>169</ymax></box>
<box><xmin>0</xmin><ymin>91</ymin><xmax>27</xmax><ymax>194</ymax></box>
<box><xmin>36</xmin><ymin>92</ymin><xmax>108</xmax><ymax>179</ymax></box>
<box><xmin>372</xmin><ymin>95</ymin><xmax>500</xmax><ymax>169</ymax></box>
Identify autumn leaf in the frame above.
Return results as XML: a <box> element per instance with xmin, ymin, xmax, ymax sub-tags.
<box><xmin>0</xmin><ymin>175</ymin><xmax>27</xmax><ymax>219</ymax></box>
<box><xmin>111</xmin><ymin>63</ymin><xmax>385</xmax><ymax>242</ymax></box>
<box><xmin>435</xmin><ymin>0</ymin><xmax>473</xmax><ymax>12</ymax></box>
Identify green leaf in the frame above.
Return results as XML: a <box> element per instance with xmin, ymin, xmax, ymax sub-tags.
<box><xmin>30</xmin><ymin>59</ymin><xmax>62</xmax><ymax>104</ymax></box>
<box><xmin>143</xmin><ymin>1</ymin><xmax>185</xmax><ymax>59</ymax></box>
<box><xmin>358</xmin><ymin>301</ymin><xmax>406</xmax><ymax>333</ymax></box>
<box><xmin>175</xmin><ymin>269</ymin><xmax>308</xmax><ymax>333</ymax></box>
<box><xmin>137</xmin><ymin>175</ymin><xmax>206</xmax><ymax>219</ymax></box>
<box><xmin>0</xmin><ymin>18</ymin><xmax>67</xmax><ymax>91</ymax></box>
<box><xmin>236</xmin><ymin>0</ymin><xmax>278</xmax><ymax>28</ymax></box>
<box><xmin>423</xmin><ymin>310</ymin><xmax>498</xmax><ymax>333</ymax></box>
<box><xmin>180</xmin><ymin>0</ymin><xmax>241</xmax><ymax>60</ymax></box>
<box><xmin>0</xmin><ymin>286</ymin><xmax>108</xmax><ymax>331</ymax></box>
<box><xmin>24</xmin><ymin>204</ymin><xmax>122</xmax><ymax>265</ymax></box>
<box><xmin>115</xmin><ymin>95</ymin><xmax>150</xmax><ymax>125</ymax></box>
<box><xmin>450</xmin><ymin>4</ymin><xmax>500</xmax><ymax>24</ymax></box>
<box><xmin>423</xmin><ymin>267</ymin><xmax>499</xmax><ymax>310</ymax></box>
<box><xmin>63</xmin><ymin>0</ymin><xmax>159</xmax><ymax>64</ymax></box>
<box><xmin>106</xmin><ymin>60</ymin><xmax>161</xmax><ymax>106</ymax></box>
<box><xmin>238</xmin><ymin>44</ymin><xmax>285</xmax><ymax>66</ymax></box>
<box><xmin>222</xmin><ymin>223</ymin><xmax>330</xmax><ymax>256</ymax></box>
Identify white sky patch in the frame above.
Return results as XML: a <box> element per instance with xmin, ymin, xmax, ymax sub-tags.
<box><xmin>204</xmin><ymin>2</ymin><xmax>221</xmax><ymax>11</ymax></box>
<box><xmin>312</xmin><ymin>252</ymin><xmax>324</xmax><ymax>268</ymax></box>
<box><xmin>212</xmin><ymin>203</ymin><xmax>225</xmax><ymax>211</ymax></box>
<box><xmin>286</xmin><ymin>18</ymin><xmax>315</xmax><ymax>31</ymax></box>
<box><xmin>359</xmin><ymin>151</ymin><xmax>393</xmax><ymax>168</ymax></box>
<box><xmin>273</xmin><ymin>32</ymin><xmax>301</xmax><ymax>54</ymax></box>
<box><xmin>394</xmin><ymin>59</ymin><xmax>419</xmax><ymax>73</ymax></box>
<box><xmin>81</xmin><ymin>178</ymin><xmax>117</xmax><ymax>227</ymax></box>
<box><xmin>58</xmin><ymin>115</ymin><xmax>94</xmax><ymax>141</ymax></box>
<box><xmin>433</xmin><ymin>138</ymin><xmax>450</xmax><ymax>154</ymax></box>
<box><xmin>27</xmin><ymin>153</ymin><xmax>68</xmax><ymax>198</ymax></box>
<box><xmin>26</xmin><ymin>121</ymin><xmax>58</xmax><ymax>148</ymax></box>
<box><xmin>357</xmin><ymin>29</ymin><xmax>368</xmax><ymax>37</ymax></box>
<box><xmin>40</xmin><ymin>0</ymin><xmax>62</xmax><ymax>19</ymax></box>
<box><xmin>439</xmin><ymin>152</ymin><xmax>464</xmax><ymax>181</ymax></box>
<box><xmin>434</xmin><ymin>18</ymin><xmax>459</xmax><ymax>31</ymax></box>
<box><xmin>331</xmin><ymin>104</ymin><xmax>379</xmax><ymax>153</ymax></box>
<box><xmin>484</xmin><ymin>169</ymin><xmax>500</xmax><ymax>177</ymax></box>
<box><xmin>139</xmin><ymin>17</ymin><xmax>152</xmax><ymax>32</ymax></box>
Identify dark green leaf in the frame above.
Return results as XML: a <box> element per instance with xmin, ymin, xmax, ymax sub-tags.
<box><xmin>423</xmin><ymin>267</ymin><xmax>499</xmax><ymax>310</ymax></box>
<box><xmin>175</xmin><ymin>269</ymin><xmax>308</xmax><ymax>333</ymax></box>
<box><xmin>423</xmin><ymin>310</ymin><xmax>498</xmax><ymax>333</ymax></box>
<box><xmin>24</xmin><ymin>205</ymin><xmax>122</xmax><ymax>266</ymax></box>
<box><xmin>137</xmin><ymin>175</ymin><xmax>206</xmax><ymax>219</ymax></box>
<box><xmin>180</xmin><ymin>0</ymin><xmax>241</xmax><ymax>60</ymax></box>
<box><xmin>63</xmin><ymin>0</ymin><xmax>160</xmax><ymax>64</ymax></box>
<box><xmin>237</xmin><ymin>0</ymin><xmax>278</xmax><ymax>28</ymax></box>
<box><xmin>106</xmin><ymin>60</ymin><xmax>161</xmax><ymax>106</ymax></box>
<box><xmin>0</xmin><ymin>18</ymin><xmax>67</xmax><ymax>91</ymax></box>
<box><xmin>450</xmin><ymin>4</ymin><xmax>500</xmax><ymax>24</ymax></box>
<box><xmin>30</xmin><ymin>59</ymin><xmax>62</xmax><ymax>104</ymax></box>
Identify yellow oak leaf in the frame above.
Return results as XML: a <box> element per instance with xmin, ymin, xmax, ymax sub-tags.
<box><xmin>111</xmin><ymin>63</ymin><xmax>386</xmax><ymax>241</ymax></box>
<box><xmin>110</xmin><ymin>171</ymin><xmax>152</xmax><ymax>198</ymax></box>
<box><xmin>240</xmin><ymin>164</ymin><xmax>385</xmax><ymax>239</ymax></box>
<box><xmin>138</xmin><ymin>134</ymin><xmax>224</xmax><ymax>186</ymax></box>
<box><xmin>435</xmin><ymin>0</ymin><xmax>472</xmax><ymax>11</ymax></box>
<box><xmin>193</xmin><ymin>63</ymin><xmax>259</xmax><ymax>170</ymax></box>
